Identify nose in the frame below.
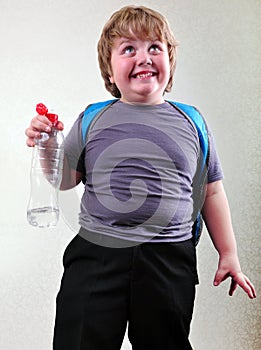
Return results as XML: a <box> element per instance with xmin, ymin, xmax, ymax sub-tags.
<box><xmin>137</xmin><ymin>50</ymin><xmax>152</xmax><ymax>66</ymax></box>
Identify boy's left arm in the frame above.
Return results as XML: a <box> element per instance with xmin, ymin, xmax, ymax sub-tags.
<box><xmin>202</xmin><ymin>180</ymin><xmax>256</xmax><ymax>299</ymax></box>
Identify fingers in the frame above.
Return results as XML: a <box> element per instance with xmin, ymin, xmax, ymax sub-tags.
<box><xmin>25</xmin><ymin>115</ymin><xmax>49</xmax><ymax>147</ymax></box>
<box><xmin>214</xmin><ymin>269</ymin><xmax>257</xmax><ymax>299</ymax></box>
<box><xmin>56</xmin><ymin>120</ymin><xmax>64</xmax><ymax>130</ymax></box>
<box><xmin>228</xmin><ymin>279</ymin><xmax>238</xmax><ymax>296</ymax></box>
<box><xmin>25</xmin><ymin>125</ymin><xmax>40</xmax><ymax>147</ymax></box>
<box><xmin>232</xmin><ymin>274</ymin><xmax>257</xmax><ymax>299</ymax></box>
<box><xmin>213</xmin><ymin>268</ymin><xmax>229</xmax><ymax>287</ymax></box>
<box><xmin>32</xmin><ymin>114</ymin><xmax>53</xmax><ymax>131</ymax></box>
<box><xmin>25</xmin><ymin>115</ymin><xmax>64</xmax><ymax>147</ymax></box>
<box><xmin>26</xmin><ymin>135</ymin><xmax>36</xmax><ymax>147</ymax></box>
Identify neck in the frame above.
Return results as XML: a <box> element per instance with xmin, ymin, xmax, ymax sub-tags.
<box><xmin>120</xmin><ymin>96</ymin><xmax>165</xmax><ymax>106</ymax></box>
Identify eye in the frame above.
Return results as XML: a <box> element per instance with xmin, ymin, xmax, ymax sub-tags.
<box><xmin>123</xmin><ymin>46</ymin><xmax>135</xmax><ymax>55</ymax></box>
<box><xmin>149</xmin><ymin>44</ymin><xmax>161</xmax><ymax>54</ymax></box>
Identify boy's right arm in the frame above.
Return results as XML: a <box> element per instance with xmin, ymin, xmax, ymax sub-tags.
<box><xmin>25</xmin><ymin>114</ymin><xmax>83</xmax><ymax>190</ymax></box>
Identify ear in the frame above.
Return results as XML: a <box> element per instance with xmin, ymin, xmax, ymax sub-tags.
<box><xmin>109</xmin><ymin>75</ymin><xmax>115</xmax><ymax>84</ymax></box>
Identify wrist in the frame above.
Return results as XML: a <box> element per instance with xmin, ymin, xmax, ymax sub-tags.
<box><xmin>219</xmin><ymin>248</ymin><xmax>238</xmax><ymax>259</ymax></box>
<box><xmin>218</xmin><ymin>251</ymin><xmax>241</xmax><ymax>270</ymax></box>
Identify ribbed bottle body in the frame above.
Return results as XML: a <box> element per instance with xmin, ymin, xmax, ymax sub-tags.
<box><xmin>27</xmin><ymin>129</ymin><xmax>64</xmax><ymax>228</ymax></box>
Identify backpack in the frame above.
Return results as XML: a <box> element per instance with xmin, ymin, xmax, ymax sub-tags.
<box><xmin>81</xmin><ymin>99</ymin><xmax>209</xmax><ymax>245</ymax></box>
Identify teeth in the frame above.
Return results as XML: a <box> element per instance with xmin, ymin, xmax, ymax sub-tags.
<box><xmin>136</xmin><ymin>72</ymin><xmax>153</xmax><ymax>78</ymax></box>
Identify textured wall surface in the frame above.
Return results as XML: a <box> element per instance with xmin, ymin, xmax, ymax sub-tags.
<box><xmin>0</xmin><ymin>0</ymin><xmax>260</xmax><ymax>349</ymax></box>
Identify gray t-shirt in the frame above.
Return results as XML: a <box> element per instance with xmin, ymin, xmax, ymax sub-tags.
<box><xmin>64</xmin><ymin>100</ymin><xmax>223</xmax><ymax>243</ymax></box>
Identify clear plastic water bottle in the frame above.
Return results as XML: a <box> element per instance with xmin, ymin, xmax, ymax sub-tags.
<box><xmin>27</xmin><ymin>104</ymin><xmax>64</xmax><ymax>228</ymax></box>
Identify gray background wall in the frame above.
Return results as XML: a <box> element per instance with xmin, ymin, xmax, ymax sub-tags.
<box><xmin>0</xmin><ymin>0</ymin><xmax>260</xmax><ymax>349</ymax></box>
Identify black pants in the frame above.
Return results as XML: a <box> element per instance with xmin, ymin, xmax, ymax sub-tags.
<box><xmin>53</xmin><ymin>230</ymin><xmax>198</xmax><ymax>350</ymax></box>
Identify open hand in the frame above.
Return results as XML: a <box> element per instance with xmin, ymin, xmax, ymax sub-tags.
<box><xmin>213</xmin><ymin>255</ymin><xmax>256</xmax><ymax>299</ymax></box>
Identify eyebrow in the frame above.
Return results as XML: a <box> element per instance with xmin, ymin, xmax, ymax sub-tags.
<box><xmin>117</xmin><ymin>37</ymin><xmax>162</xmax><ymax>46</ymax></box>
<box><xmin>117</xmin><ymin>38</ymin><xmax>134</xmax><ymax>46</ymax></box>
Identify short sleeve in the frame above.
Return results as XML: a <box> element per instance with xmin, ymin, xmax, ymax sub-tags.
<box><xmin>207</xmin><ymin>128</ymin><xmax>224</xmax><ymax>183</ymax></box>
<box><xmin>64</xmin><ymin>112</ymin><xmax>86</xmax><ymax>174</ymax></box>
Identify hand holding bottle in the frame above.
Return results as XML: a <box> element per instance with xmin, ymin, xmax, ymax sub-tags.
<box><xmin>25</xmin><ymin>103</ymin><xmax>64</xmax><ymax>147</ymax></box>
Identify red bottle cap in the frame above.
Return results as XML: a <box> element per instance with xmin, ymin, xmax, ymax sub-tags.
<box><xmin>36</xmin><ymin>103</ymin><xmax>48</xmax><ymax>115</ymax></box>
<box><xmin>46</xmin><ymin>113</ymin><xmax>58</xmax><ymax>126</ymax></box>
<box><xmin>36</xmin><ymin>103</ymin><xmax>58</xmax><ymax>126</ymax></box>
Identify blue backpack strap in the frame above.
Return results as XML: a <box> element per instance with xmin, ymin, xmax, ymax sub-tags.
<box><xmin>167</xmin><ymin>101</ymin><xmax>209</xmax><ymax>245</ymax></box>
<box><xmin>81</xmin><ymin>99</ymin><xmax>117</xmax><ymax>143</ymax></box>
<box><xmin>170</xmin><ymin>101</ymin><xmax>209</xmax><ymax>168</ymax></box>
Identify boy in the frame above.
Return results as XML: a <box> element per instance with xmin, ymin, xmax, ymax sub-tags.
<box><xmin>25</xmin><ymin>5</ymin><xmax>256</xmax><ymax>350</ymax></box>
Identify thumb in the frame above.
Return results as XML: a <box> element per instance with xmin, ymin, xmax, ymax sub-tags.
<box><xmin>213</xmin><ymin>268</ymin><xmax>228</xmax><ymax>287</ymax></box>
<box><xmin>56</xmin><ymin>121</ymin><xmax>64</xmax><ymax>131</ymax></box>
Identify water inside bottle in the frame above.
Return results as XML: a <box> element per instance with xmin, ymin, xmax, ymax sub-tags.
<box><xmin>27</xmin><ymin>206</ymin><xmax>59</xmax><ymax>228</ymax></box>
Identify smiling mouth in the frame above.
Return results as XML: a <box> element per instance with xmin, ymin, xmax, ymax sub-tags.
<box><xmin>132</xmin><ymin>72</ymin><xmax>156</xmax><ymax>79</ymax></box>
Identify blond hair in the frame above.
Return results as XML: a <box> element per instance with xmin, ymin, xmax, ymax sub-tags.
<box><xmin>97</xmin><ymin>5</ymin><xmax>178</xmax><ymax>98</ymax></box>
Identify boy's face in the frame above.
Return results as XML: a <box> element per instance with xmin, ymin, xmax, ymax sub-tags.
<box><xmin>109</xmin><ymin>36</ymin><xmax>170</xmax><ymax>105</ymax></box>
